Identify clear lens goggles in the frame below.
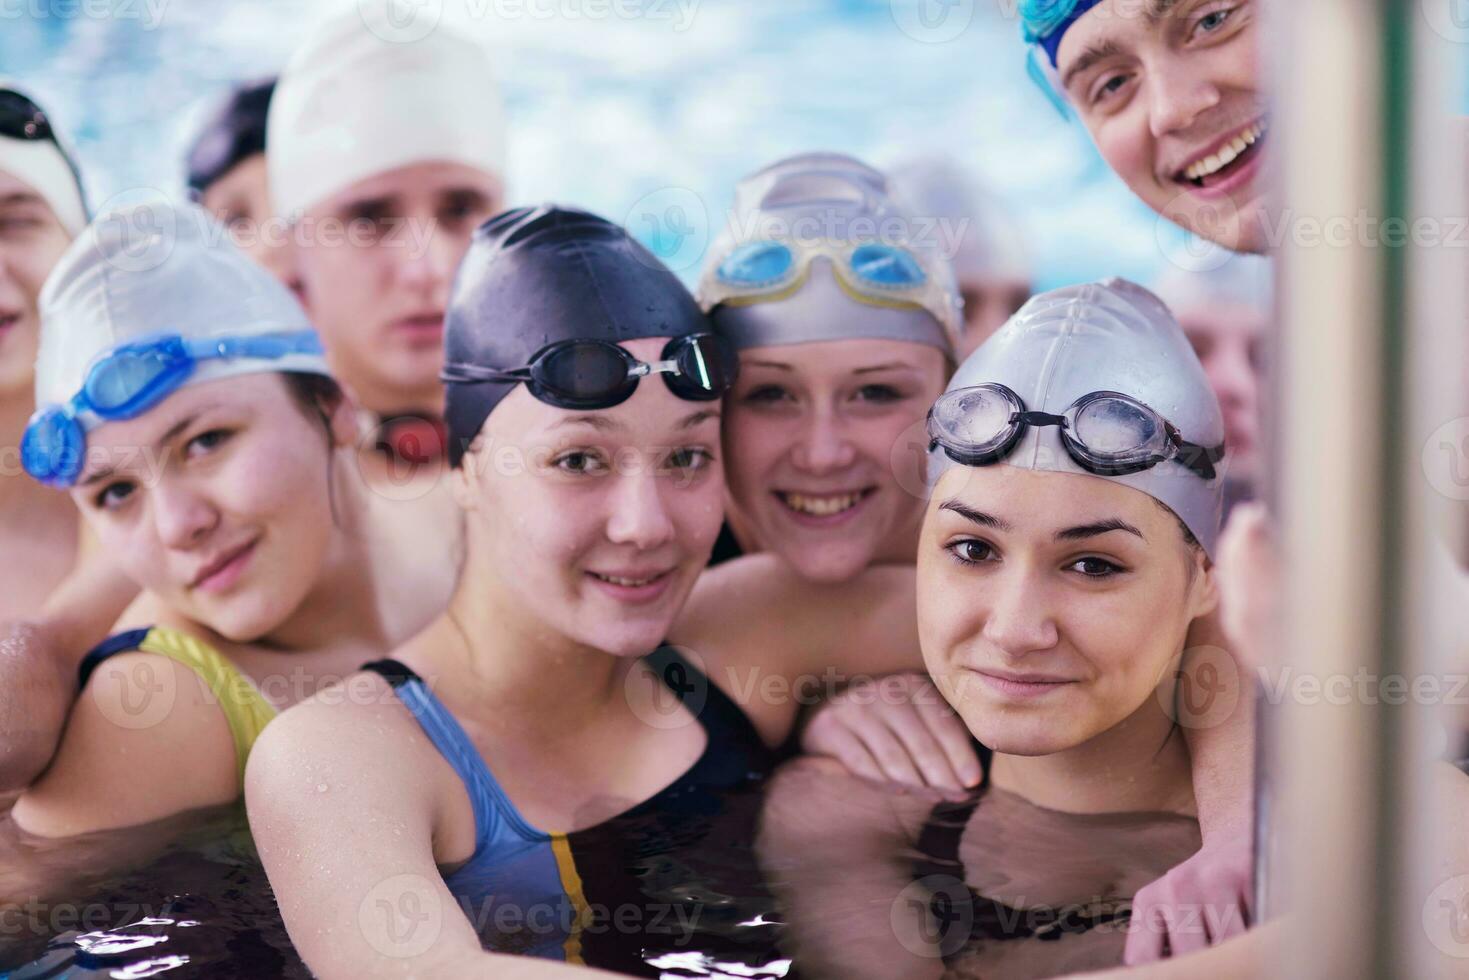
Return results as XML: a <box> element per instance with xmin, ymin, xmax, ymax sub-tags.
<box><xmin>927</xmin><ymin>383</ymin><xmax>1225</xmax><ymax>480</ymax></box>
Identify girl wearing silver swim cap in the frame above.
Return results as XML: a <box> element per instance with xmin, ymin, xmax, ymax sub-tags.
<box><xmin>250</xmin><ymin>206</ymin><xmax>940</xmax><ymax>977</ymax></box>
<box><xmin>8</xmin><ymin>201</ymin><xmax>455</xmax><ymax>842</ymax></box>
<box><xmin>762</xmin><ymin>280</ymin><xmax>1256</xmax><ymax>978</ymax></box>
<box><xmin>698</xmin><ymin>152</ymin><xmax>959</xmax><ymax>584</ymax></box>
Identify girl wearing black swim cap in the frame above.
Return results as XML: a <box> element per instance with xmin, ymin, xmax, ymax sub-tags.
<box><xmin>248</xmin><ymin>205</ymin><xmax>934</xmax><ymax>978</ymax></box>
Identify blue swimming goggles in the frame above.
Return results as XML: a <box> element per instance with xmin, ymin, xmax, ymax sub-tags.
<box><xmin>22</xmin><ymin>330</ymin><xmax>326</xmax><ymax>488</ymax></box>
<box><xmin>703</xmin><ymin>238</ymin><xmax>960</xmax><ymax>335</ymax></box>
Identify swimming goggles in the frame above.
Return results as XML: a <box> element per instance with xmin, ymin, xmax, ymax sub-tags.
<box><xmin>701</xmin><ymin>238</ymin><xmax>961</xmax><ymax>336</ymax></box>
<box><xmin>440</xmin><ymin>333</ymin><xmax>739</xmax><ymax>411</ymax></box>
<box><xmin>927</xmin><ymin>383</ymin><xmax>1226</xmax><ymax>480</ymax></box>
<box><xmin>0</xmin><ymin>88</ymin><xmax>87</xmax><ymax>209</ymax></box>
<box><xmin>22</xmin><ymin>330</ymin><xmax>327</xmax><ymax>488</ymax></box>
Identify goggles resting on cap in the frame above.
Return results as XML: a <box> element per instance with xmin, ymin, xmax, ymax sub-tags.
<box><xmin>440</xmin><ymin>333</ymin><xmax>738</xmax><ymax>411</ymax></box>
<box><xmin>23</xmin><ymin>330</ymin><xmax>326</xmax><ymax>488</ymax></box>
<box><xmin>927</xmin><ymin>382</ymin><xmax>1225</xmax><ymax>481</ymax></box>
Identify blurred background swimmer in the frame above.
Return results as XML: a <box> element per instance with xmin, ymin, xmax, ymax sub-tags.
<box><xmin>1152</xmin><ymin>245</ymin><xmax>1272</xmax><ymax>512</ymax></box>
<box><xmin>185</xmin><ymin>77</ymin><xmax>299</xmax><ymax>297</ymax></box>
<box><xmin>267</xmin><ymin>0</ymin><xmax>507</xmax><ymax>464</ymax></box>
<box><xmin>889</xmin><ymin>156</ymin><xmax>1035</xmax><ymax>360</ymax></box>
<box><xmin>698</xmin><ymin>152</ymin><xmax>958</xmax><ymax>582</ymax></box>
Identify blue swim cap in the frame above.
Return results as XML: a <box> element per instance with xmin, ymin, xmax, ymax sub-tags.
<box><xmin>1021</xmin><ymin>0</ymin><xmax>1105</xmax><ymax>68</ymax></box>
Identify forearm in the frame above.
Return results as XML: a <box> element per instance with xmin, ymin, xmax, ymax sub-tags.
<box><xmin>1179</xmin><ymin>637</ymin><xmax>1256</xmax><ymax>841</ymax></box>
<box><xmin>0</xmin><ymin>621</ymin><xmax>77</xmax><ymax>792</ymax></box>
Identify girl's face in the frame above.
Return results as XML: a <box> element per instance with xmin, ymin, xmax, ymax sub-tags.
<box><xmin>0</xmin><ymin>171</ymin><xmax>70</xmax><ymax>400</ymax></box>
<box><xmin>71</xmin><ymin>373</ymin><xmax>352</xmax><ymax>642</ymax></box>
<box><xmin>722</xmin><ymin>339</ymin><xmax>949</xmax><ymax>583</ymax></box>
<box><xmin>917</xmin><ymin>464</ymin><xmax>1216</xmax><ymax>756</ymax></box>
<box><xmin>459</xmin><ymin>337</ymin><xmax>726</xmax><ymax>658</ymax></box>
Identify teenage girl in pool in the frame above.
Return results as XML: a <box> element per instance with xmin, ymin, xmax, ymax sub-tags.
<box><xmin>760</xmin><ymin>279</ymin><xmax>1241</xmax><ymax>979</ymax></box>
<box><xmin>247</xmin><ymin>205</ymin><xmax>932</xmax><ymax>979</ymax></box>
<box><xmin>7</xmin><ymin>200</ymin><xmax>455</xmax><ymax>839</ymax></box>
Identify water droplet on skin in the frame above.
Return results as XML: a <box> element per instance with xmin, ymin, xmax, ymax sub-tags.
<box><xmin>316</xmin><ymin>783</ymin><xmax>328</xmax><ymax>793</ymax></box>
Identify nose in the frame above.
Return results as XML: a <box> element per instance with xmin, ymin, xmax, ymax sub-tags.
<box><xmin>395</xmin><ymin>219</ymin><xmax>458</xmax><ymax>296</ymax></box>
<box><xmin>605</xmin><ymin>468</ymin><xmax>676</xmax><ymax>551</ymax></box>
<box><xmin>151</xmin><ymin>478</ymin><xmax>220</xmax><ymax>552</ymax></box>
<box><xmin>980</xmin><ymin>565</ymin><xmax>1060</xmax><ymax>660</ymax></box>
<box><xmin>1148</xmin><ymin>53</ymin><xmax>1223</xmax><ymax>141</ymax></box>
<box><xmin>1210</xmin><ymin>338</ymin><xmax>1258</xmax><ymax>412</ymax></box>
<box><xmin>790</xmin><ymin>406</ymin><xmax>857</xmax><ymax>474</ymax></box>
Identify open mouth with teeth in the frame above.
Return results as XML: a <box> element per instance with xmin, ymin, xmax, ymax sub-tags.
<box><xmin>775</xmin><ymin>488</ymin><xmax>875</xmax><ymax>520</ymax></box>
<box><xmin>588</xmin><ymin>571</ymin><xmax>670</xmax><ymax>588</ymax></box>
<box><xmin>1179</xmin><ymin>120</ymin><xmax>1267</xmax><ymax>190</ymax></box>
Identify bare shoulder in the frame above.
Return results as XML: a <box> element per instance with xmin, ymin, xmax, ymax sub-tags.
<box><xmin>246</xmin><ymin>670</ymin><xmax>437</xmax><ymax>808</ymax></box>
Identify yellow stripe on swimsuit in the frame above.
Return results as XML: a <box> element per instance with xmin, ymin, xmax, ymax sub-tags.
<box><xmin>79</xmin><ymin>625</ymin><xmax>277</xmax><ymax>787</ymax></box>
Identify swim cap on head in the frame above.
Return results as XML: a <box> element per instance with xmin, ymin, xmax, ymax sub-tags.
<box><xmin>443</xmin><ymin>205</ymin><xmax>712</xmax><ymax>467</ymax></box>
<box><xmin>1020</xmin><ymin>0</ymin><xmax>1105</xmax><ymax>68</ymax></box>
<box><xmin>1152</xmin><ymin>244</ymin><xmax>1274</xmax><ymax>318</ymax></box>
<box><xmin>888</xmin><ymin>157</ymin><xmax>1032</xmax><ymax>287</ymax></box>
<box><xmin>267</xmin><ymin>0</ymin><xmax>506</xmax><ymax>219</ymax></box>
<box><xmin>0</xmin><ymin>83</ymin><xmax>87</xmax><ymax>237</ymax></box>
<box><xmin>35</xmin><ymin>200</ymin><xmax>329</xmax><ymax>411</ymax></box>
<box><xmin>187</xmin><ymin>78</ymin><xmax>274</xmax><ymax>197</ymax></box>
<box><xmin>929</xmin><ymin>278</ymin><xmax>1226</xmax><ymax>556</ymax></box>
<box><xmin>698</xmin><ymin>152</ymin><xmax>957</xmax><ymax>355</ymax></box>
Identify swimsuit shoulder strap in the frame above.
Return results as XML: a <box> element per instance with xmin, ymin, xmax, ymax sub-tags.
<box><xmin>643</xmin><ymin>643</ymin><xmax>774</xmax><ymax>774</ymax></box>
<box><xmin>79</xmin><ymin>625</ymin><xmax>277</xmax><ymax>787</ymax></box>
<box><xmin>360</xmin><ymin>659</ymin><xmax>546</xmax><ymax>848</ymax></box>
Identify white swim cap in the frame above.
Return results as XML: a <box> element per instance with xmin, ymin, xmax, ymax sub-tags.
<box><xmin>0</xmin><ymin>82</ymin><xmax>87</xmax><ymax>237</ymax></box>
<box><xmin>36</xmin><ymin>201</ymin><xmax>329</xmax><ymax>411</ymax></box>
<box><xmin>267</xmin><ymin>1</ymin><xmax>507</xmax><ymax>219</ymax></box>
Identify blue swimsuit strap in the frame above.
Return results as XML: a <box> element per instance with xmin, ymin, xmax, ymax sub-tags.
<box><xmin>362</xmin><ymin>659</ymin><xmax>547</xmax><ymax>844</ymax></box>
<box><xmin>78</xmin><ymin>627</ymin><xmax>155</xmax><ymax>687</ymax></box>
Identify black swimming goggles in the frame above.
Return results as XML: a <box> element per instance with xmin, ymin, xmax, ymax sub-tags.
<box><xmin>0</xmin><ymin>89</ymin><xmax>86</xmax><ymax>201</ymax></box>
<box><xmin>927</xmin><ymin>383</ymin><xmax>1225</xmax><ymax>480</ymax></box>
<box><xmin>439</xmin><ymin>333</ymin><xmax>739</xmax><ymax>410</ymax></box>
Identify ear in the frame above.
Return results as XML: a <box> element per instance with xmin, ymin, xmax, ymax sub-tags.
<box><xmin>449</xmin><ymin>443</ymin><xmax>482</xmax><ymax>513</ymax></box>
<box><xmin>326</xmin><ymin>389</ymin><xmax>361</xmax><ymax>449</ymax></box>
<box><xmin>1189</xmin><ymin>548</ymin><xmax>1221</xmax><ymax>620</ymax></box>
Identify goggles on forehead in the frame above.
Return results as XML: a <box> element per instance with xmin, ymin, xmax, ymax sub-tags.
<box><xmin>927</xmin><ymin>382</ymin><xmax>1225</xmax><ymax>481</ymax></box>
<box><xmin>23</xmin><ymin>331</ymin><xmax>326</xmax><ymax>488</ymax></box>
<box><xmin>440</xmin><ymin>333</ymin><xmax>739</xmax><ymax>411</ymax></box>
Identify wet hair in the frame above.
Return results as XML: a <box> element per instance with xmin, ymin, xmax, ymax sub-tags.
<box><xmin>281</xmin><ymin>372</ymin><xmax>343</xmax><ymax>436</ymax></box>
<box><xmin>186</xmin><ymin>79</ymin><xmax>275</xmax><ymax>198</ymax></box>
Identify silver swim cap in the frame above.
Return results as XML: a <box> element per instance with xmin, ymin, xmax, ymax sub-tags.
<box><xmin>698</xmin><ymin>152</ymin><xmax>957</xmax><ymax>356</ymax></box>
<box><xmin>928</xmin><ymin>278</ymin><xmax>1226</xmax><ymax>557</ymax></box>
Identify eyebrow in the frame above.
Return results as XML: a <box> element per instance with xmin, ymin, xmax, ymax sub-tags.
<box><xmin>743</xmin><ymin>361</ymin><xmax>793</xmax><ymax>372</ymax></box>
<box><xmin>939</xmin><ymin>500</ymin><xmax>1145</xmax><ymax>542</ymax></box>
<box><xmin>939</xmin><ymin>500</ymin><xmax>1014</xmax><ymax>532</ymax></box>
<box><xmin>677</xmin><ymin>409</ymin><xmax>721</xmax><ymax>429</ymax></box>
<box><xmin>852</xmin><ymin>361</ymin><xmax>921</xmax><ymax>376</ymax></box>
<box><xmin>549</xmin><ymin>408</ymin><xmax>721</xmax><ymax>435</ymax></box>
<box><xmin>0</xmin><ymin>191</ymin><xmax>45</xmax><ymax>210</ymax></box>
<box><xmin>1059</xmin><ymin>0</ymin><xmax>1185</xmax><ymax>91</ymax></box>
<box><xmin>1055</xmin><ymin>518</ymin><xmax>1146</xmax><ymax>542</ymax></box>
<box><xmin>78</xmin><ymin>408</ymin><xmax>217</xmax><ymax>487</ymax></box>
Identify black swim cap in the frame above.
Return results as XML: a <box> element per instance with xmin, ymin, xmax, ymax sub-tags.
<box><xmin>186</xmin><ymin>78</ymin><xmax>274</xmax><ymax>197</ymax></box>
<box><xmin>443</xmin><ymin>205</ymin><xmax>713</xmax><ymax>468</ymax></box>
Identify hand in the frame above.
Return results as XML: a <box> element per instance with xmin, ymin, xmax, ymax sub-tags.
<box><xmin>1215</xmin><ymin>502</ymin><xmax>1281</xmax><ymax>672</ymax></box>
<box><xmin>1124</xmin><ymin>823</ymin><xmax>1253</xmax><ymax>964</ymax></box>
<box><xmin>0</xmin><ymin>621</ymin><xmax>79</xmax><ymax>792</ymax></box>
<box><xmin>800</xmin><ymin>673</ymin><xmax>982</xmax><ymax>795</ymax></box>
